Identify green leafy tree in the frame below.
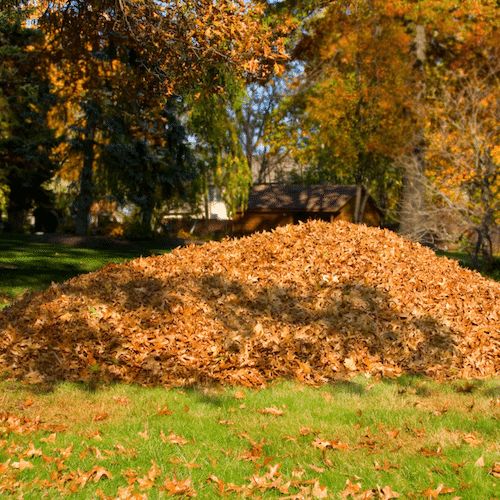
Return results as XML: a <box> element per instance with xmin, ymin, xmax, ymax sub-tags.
<box><xmin>35</xmin><ymin>0</ymin><xmax>289</xmax><ymax>234</ymax></box>
<box><xmin>97</xmin><ymin>98</ymin><xmax>197</xmax><ymax>236</ymax></box>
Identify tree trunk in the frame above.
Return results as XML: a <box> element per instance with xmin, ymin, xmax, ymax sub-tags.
<box><xmin>399</xmin><ymin>151</ymin><xmax>427</xmax><ymax>237</ymax></box>
<box><xmin>73</xmin><ymin>124</ymin><xmax>96</xmax><ymax>236</ymax></box>
<box><xmin>140</xmin><ymin>201</ymin><xmax>154</xmax><ymax>236</ymax></box>
<box><xmin>6</xmin><ymin>201</ymin><xmax>26</xmax><ymax>233</ymax></box>
<box><xmin>399</xmin><ymin>24</ymin><xmax>428</xmax><ymax>238</ymax></box>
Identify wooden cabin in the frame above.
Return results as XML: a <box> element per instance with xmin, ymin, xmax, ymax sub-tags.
<box><xmin>234</xmin><ymin>184</ymin><xmax>382</xmax><ymax>234</ymax></box>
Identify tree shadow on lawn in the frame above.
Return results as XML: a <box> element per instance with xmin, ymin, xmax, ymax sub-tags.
<box><xmin>0</xmin><ymin>263</ymin><xmax>465</xmax><ymax>391</ymax></box>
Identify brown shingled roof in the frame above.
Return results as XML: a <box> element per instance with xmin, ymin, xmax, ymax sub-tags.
<box><xmin>247</xmin><ymin>184</ymin><xmax>362</xmax><ymax>213</ymax></box>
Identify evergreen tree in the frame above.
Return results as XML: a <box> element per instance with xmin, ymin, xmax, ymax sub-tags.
<box><xmin>0</xmin><ymin>4</ymin><xmax>57</xmax><ymax>231</ymax></box>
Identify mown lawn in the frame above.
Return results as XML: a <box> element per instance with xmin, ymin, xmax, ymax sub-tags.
<box><xmin>0</xmin><ymin>234</ymin><xmax>172</xmax><ymax>309</ymax></box>
<box><xmin>0</xmin><ymin>377</ymin><xmax>498</xmax><ymax>498</ymax></box>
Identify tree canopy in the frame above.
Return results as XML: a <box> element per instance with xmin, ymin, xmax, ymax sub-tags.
<box><xmin>0</xmin><ymin>0</ymin><xmax>497</xmax><ymax>263</ymax></box>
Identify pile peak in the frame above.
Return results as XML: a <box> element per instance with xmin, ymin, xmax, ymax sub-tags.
<box><xmin>1</xmin><ymin>221</ymin><xmax>498</xmax><ymax>386</ymax></box>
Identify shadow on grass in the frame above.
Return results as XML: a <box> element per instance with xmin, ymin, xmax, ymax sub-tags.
<box><xmin>325</xmin><ymin>380</ymin><xmax>365</xmax><ymax>395</ymax></box>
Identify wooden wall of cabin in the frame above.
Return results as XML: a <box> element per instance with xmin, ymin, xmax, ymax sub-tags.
<box><xmin>233</xmin><ymin>212</ymin><xmax>294</xmax><ymax>234</ymax></box>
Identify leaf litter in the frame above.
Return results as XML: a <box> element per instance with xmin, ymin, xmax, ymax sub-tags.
<box><xmin>0</xmin><ymin>220</ymin><xmax>498</xmax><ymax>387</ymax></box>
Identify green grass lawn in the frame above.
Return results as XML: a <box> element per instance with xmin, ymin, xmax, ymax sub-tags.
<box><xmin>0</xmin><ymin>377</ymin><xmax>498</xmax><ymax>498</ymax></box>
<box><xmin>0</xmin><ymin>234</ymin><xmax>173</xmax><ymax>309</ymax></box>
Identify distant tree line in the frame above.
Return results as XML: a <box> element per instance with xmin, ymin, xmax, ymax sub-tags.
<box><xmin>0</xmin><ymin>1</ymin><xmax>497</xmax><ymax>265</ymax></box>
<box><xmin>0</xmin><ymin>0</ymin><xmax>289</xmax><ymax>236</ymax></box>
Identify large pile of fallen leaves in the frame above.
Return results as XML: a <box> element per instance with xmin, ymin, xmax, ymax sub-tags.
<box><xmin>0</xmin><ymin>221</ymin><xmax>498</xmax><ymax>386</ymax></box>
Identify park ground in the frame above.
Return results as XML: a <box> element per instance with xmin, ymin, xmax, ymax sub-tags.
<box><xmin>0</xmin><ymin>378</ymin><xmax>498</xmax><ymax>498</ymax></box>
<box><xmin>0</xmin><ymin>233</ymin><xmax>499</xmax><ymax>497</ymax></box>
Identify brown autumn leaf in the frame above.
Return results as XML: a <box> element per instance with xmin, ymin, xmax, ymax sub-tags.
<box><xmin>240</xmin><ymin>442</ymin><xmax>264</xmax><ymax>462</ymax></box>
<box><xmin>161</xmin><ymin>432</ymin><xmax>188</xmax><ymax>446</ymax></box>
<box><xmin>422</xmin><ymin>484</ymin><xmax>456</xmax><ymax>497</ymax></box>
<box><xmin>11</xmin><ymin>458</ymin><xmax>33</xmax><ymax>470</ymax></box>
<box><xmin>88</xmin><ymin>466</ymin><xmax>113</xmax><ymax>482</ymax></box>
<box><xmin>20</xmin><ymin>398</ymin><xmax>34</xmax><ymax>409</ymax></box>
<box><xmin>311</xmin><ymin>480</ymin><xmax>328</xmax><ymax>498</ymax></box>
<box><xmin>374</xmin><ymin>460</ymin><xmax>399</xmax><ymax>471</ymax></box>
<box><xmin>461</xmin><ymin>432</ymin><xmax>482</xmax><ymax>446</ymax></box>
<box><xmin>25</xmin><ymin>442</ymin><xmax>42</xmax><ymax>458</ymax></box>
<box><xmin>309</xmin><ymin>464</ymin><xmax>325</xmax><ymax>473</ymax></box>
<box><xmin>341</xmin><ymin>478</ymin><xmax>362</xmax><ymax>498</ymax></box>
<box><xmin>137</xmin><ymin>461</ymin><xmax>162</xmax><ymax>491</ymax></box>
<box><xmin>258</xmin><ymin>407</ymin><xmax>284</xmax><ymax>416</ymax></box>
<box><xmin>157</xmin><ymin>406</ymin><xmax>173</xmax><ymax>416</ymax></box>
<box><xmin>40</xmin><ymin>433</ymin><xmax>57</xmax><ymax>444</ymax></box>
<box><xmin>162</xmin><ymin>476</ymin><xmax>196</xmax><ymax>497</ymax></box>
<box><xmin>380</xmin><ymin>485</ymin><xmax>400</xmax><ymax>499</ymax></box>
<box><xmin>218</xmin><ymin>419</ymin><xmax>235</xmax><ymax>426</ymax></box>
<box><xmin>87</xmin><ymin>429</ymin><xmax>102</xmax><ymax>441</ymax></box>
<box><xmin>386</xmin><ymin>429</ymin><xmax>400</xmax><ymax>439</ymax></box>
<box><xmin>57</xmin><ymin>444</ymin><xmax>73</xmax><ymax>459</ymax></box>
<box><xmin>489</xmin><ymin>462</ymin><xmax>500</xmax><ymax>478</ymax></box>
<box><xmin>420</xmin><ymin>447</ymin><xmax>442</xmax><ymax>457</ymax></box>
<box><xmin>343</xmin><ymin>357</ymin><xmax>357</xmax><ymax>371</ymax></box>
<box><xmin>474</xmin><ymin>456</ymin><xmax>485</xmax><ymax>467</ymax></box>
<box><xmin>312</xmin><ymin>437</ymin><xmax>349</xmax><ymax>451</ymax></box>
<box><xmin>234</xmin><ymin>391</ymin><xmax>245</xmax><ymax>400</ymax></box>
<box><xmin>112</xmin><ymin>396</ymin><xmax>130</xmax><ymax>406</ymax></box>
<box><xmin>312</xmin><ymin>438</ymin><xmax>332</xmax><ymax>450</ymax></box>
<box><xmin>137</xmin><ymin>427</ymin><xmax>149</xmax><ymax>440</ymax></box>
<box><xmin>93</xmin><ymin>413</ymin><xmax>109</xmax><ymax>422</ymax></box>
<box><xmin>183</xmin><ymin>462</ymin><xmax>201</xmax><ymax>470</ymax></box>
<box><xmin>207</xmin><ymin>474</ymin><xmax>226</xmax><ymax>495</ymax></box>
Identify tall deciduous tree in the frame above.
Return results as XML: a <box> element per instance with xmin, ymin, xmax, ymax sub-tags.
<box><xmin>426</xmin><ymin>59</ymin><xmax>499</xmax><ymax>264</ymax></box>
<box><xmin>265</xmin><ymin>0</ymin><xmax>498</xmax><ymax>229</ymax></box>
<box><xmin>36</xmin><ymin>0</ymin><xmax>290</xmax><ymax>234</ymax></box>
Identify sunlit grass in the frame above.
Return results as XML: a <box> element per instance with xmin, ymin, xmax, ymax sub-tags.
<box><xmin>0</xmin><ymin>377</ymin><xmax>498</xmax><ymax>498</ymax></box>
